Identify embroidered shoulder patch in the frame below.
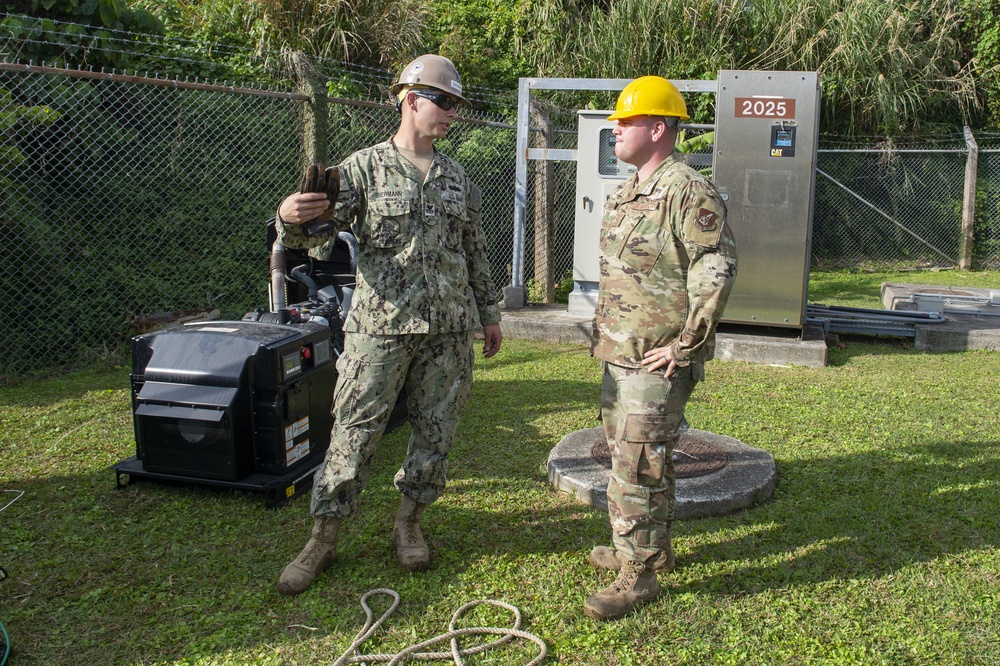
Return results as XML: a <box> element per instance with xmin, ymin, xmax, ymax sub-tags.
<box><xmin>682</xmin><ymin>199</ymin><xmax>726</xmax><ymax>248</ymax></box>
<box><xmin>694</xmin><ymin>208</ymin><xmax>718</xmax><ymax>232</ymax></box>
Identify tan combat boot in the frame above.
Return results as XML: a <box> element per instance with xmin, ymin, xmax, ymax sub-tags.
<box><xmin>583</xmin><ymin>559</ymin><xmax>661</xmax><ymax>621</ymax></box>
<box><xmin>277</xmin><ymin>516</ymin><xmax>341</xmax><ymax>595</ymax></box>
<box><xmin>589</xmin><ymin>543</ymin><xmax>674</xmax><ymax>573</ymax></box>
<box><xmin>393</xmin><ymin>495</ymin><xmax>430</xmax><ymax>571</ymax></box>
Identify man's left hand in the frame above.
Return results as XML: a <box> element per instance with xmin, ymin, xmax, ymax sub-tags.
<box><xmin>482</xmin><ymin>323</ymin><xmax>503</xmax><ymax>358</ymax></box>
<box><xmin>641</xmin><ymin>346</ymin><xmax>677</xmax><ymax>377</ymax></box>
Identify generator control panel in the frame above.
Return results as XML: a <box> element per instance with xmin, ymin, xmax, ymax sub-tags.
<box><xmin>770</xmin><ymin>123</ymin><xmax>797</xmax><ymax>157</ymax></box>
<box><xmin>597</xmin><ymin>128</ymin><xmax>637</xmax><ymax>177</ymax></box>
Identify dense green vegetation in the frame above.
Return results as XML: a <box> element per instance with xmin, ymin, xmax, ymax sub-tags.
<box><xmin>5</xmin><ymin>0</ymin><xmax>1000</xmax><ymax>132</ymax></box>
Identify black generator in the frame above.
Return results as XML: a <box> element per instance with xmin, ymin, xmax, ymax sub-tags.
<box><xmin>114</xmin><ymin>223</ymin><xmax>374</xmax><ymax>507</ymax></box>
<box><xmin>130</xmin><ymin>319</ymin><xmax>337</xmax><ymax>482</ymax></box>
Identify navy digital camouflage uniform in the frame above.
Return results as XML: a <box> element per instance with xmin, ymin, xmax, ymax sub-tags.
<box><xmin>593</xmin><ymin>155</ymin><xmax>738</xmax><ymax>566</ymax></box>
<box><xmin>276</xmin><ymin>139</ymin><xmax>501</xmax><ymax>518</ymax></box>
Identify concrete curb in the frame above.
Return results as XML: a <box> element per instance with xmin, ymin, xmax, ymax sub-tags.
<box><xmin>499</xmin><ymin>304</ymin><xmax>829</xmax><ymax>367</ymax></box>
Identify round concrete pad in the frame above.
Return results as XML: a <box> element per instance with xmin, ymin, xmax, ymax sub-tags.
<box><xmin>547</xmin><ymin>427</ymin><xmax>776</xmax><ymax>520</ymax></box>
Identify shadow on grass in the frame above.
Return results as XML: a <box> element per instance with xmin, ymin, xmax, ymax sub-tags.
<box><xmin>5</xmin><ymin>366</ymin><xmax>1000</xmax><ymax>663</ymax></box>
<box><xmin>672</xmin><ymin>438</ymin><xmax>1000</xmax><ymax>595</ymax></box>
<box><xmin>823</xmin><ymin>333</ymin><xmax>920</xmax><ymax>366</ymax></box>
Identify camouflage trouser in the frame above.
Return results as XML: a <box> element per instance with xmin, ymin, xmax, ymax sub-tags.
<box><xmin>602</xmin><ymin>361</ymin><xmax>699</xmax><ymax>566</ymax></box>
<box><xmin>310</xmin><ymin>330</ymin><xmax>476</xmax><ymax>518</ymax></box>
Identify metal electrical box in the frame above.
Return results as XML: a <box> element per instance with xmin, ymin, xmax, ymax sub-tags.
<box><xmin>712</xmin><ymin>70</ymin><xmax>820</xmax><ymax>327</ymax></box>
<box><xmin>568</xmin><ymin>110</ymin><xmax>634</xmax><ymax>316</ymax></box>
<box><xmin>567</xmin><ymin>71</ymin><xmax>821</xmax><ymax>330</ymax></box>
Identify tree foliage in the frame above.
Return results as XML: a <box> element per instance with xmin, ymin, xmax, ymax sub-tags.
<box><xmin>1</xmin><ymin>0</ymin><xmax>163</xmax><ymax>68</ymax></box>
<box><xmin>132</xmin><ymin>0</ymin><xmax>427</xmax><ymax>70</ymax></box>
<box><xmin>425</xmin><ymin>0</ymin><xmax>531</xmax><ymax>91</ymax></box>
<box><xmin>519</xmin><ymin>0</ymin><xmax>982</xmax><ymax>134</ymax></box>
<box><xmin>8</xmin><ymin>0</ymin><xmax>1000</xmax><ymax>134</ymax></box>
<box><xmin>962</xmin><ymin>0</ymin><xmax>1000</xmax><ymax>128</ymax></box>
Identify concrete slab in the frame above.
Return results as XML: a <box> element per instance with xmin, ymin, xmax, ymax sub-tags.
<box><xmin>500</xmin><ymin>304</ymin><xmax>829</xmax><ymax>367</ymax></box>
<box><xmin>547</xmin><ymin>426</ymin><xmax>776</xmax><ymax>520</ymax></box>
<box><xmin>714</xmin><ymin>323</ymin><xmax>828</xmax><ymax>367</ymax></box>
<box><xmin>881</xmin><ymin>282</ymin><xmax>1000</xmax><ymax>352</ymax></box>
<box><xmin>881</xmin><ymin>282</ymin><xmax>998</xmax><ymax>311</ymax></box>
<box><xmin>499</xmin><ymin>304</ymin><xmax>594</xmax><ymax>345</ymax></box>
<box><xmin>912</xmin><ymin>316</ymin><xmax>1000</xmax><ymax>353</ymax></box>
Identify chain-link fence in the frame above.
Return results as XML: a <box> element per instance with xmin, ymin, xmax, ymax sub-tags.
<box><xmin>520</xmin><ymin>103</ymin><xmax>579</xmax><ymax>304</ymax></box>
<box><xmin>1</xmin><ymin>68</ymin><xmax>303</xmax><ymax>377</ymax></box>
<box><xmin>977</xmin><ymin>146</ymin><xmax>1000</xmax><ymax>269</ymax></box>
<box><xmin>0</xmin><ymin>56</ymin><xmax>520</xmax><ymax>377</ymax></box>
<box><xmin>4</xmin><ymin>31</ymin><xmax>1000</xmax><ymax>377</ymax></box>
<box><xmin>813</xmin><ymin>136</ymin><xmax>1000</xmax><ymax>270</ymax></box>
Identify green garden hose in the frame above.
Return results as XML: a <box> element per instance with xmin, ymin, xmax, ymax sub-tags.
<box><xmin>0</xmin><ymin>567</ymin><xmax>9</xmax><ymax>666</ymax></box>
<box><xmin>1</xmin><ymin>614</ymin><xmax>10</xmax><ymax>666</ymax></box>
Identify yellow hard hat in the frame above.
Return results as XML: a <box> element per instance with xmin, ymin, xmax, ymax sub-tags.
<box><xmin>607</xmin><ymin>76</ymin><xmax>690</xmax><ymax>121</ymax></box>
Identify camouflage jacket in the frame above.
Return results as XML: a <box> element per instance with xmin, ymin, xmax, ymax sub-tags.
<box><xmin>592</xmin><ymin>156</ymin><xmax>738</xmax><ymax>367</ymax></box>
<box><xmin>276</xmin><ymin>140</ymin><xmax>502</xmax><ymax>335</ymax></box>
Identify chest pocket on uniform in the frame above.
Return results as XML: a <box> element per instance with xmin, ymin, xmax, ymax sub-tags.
<box><xmin>600</xmin><ymin>201</ymin><xmax>628</xmax><ymax>254</ymax></box>
<box><xmin>441</xmin><ymin>196</ymin><xmax>467</xmax><ymax>251</ymax></box>
<box><xmin>616</xmin><ymin>201</ymin><xmax>669</xmax><ymax>276</ymax></box>
<box><xmin>368</xmin><ymin>198</ymin><xmax>411</xmax><ymax>248</ymax></box>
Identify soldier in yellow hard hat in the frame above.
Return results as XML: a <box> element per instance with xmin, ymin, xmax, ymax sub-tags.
<box><xmin>273</xmin><ymin>55</ymin><xmax>502</xmax><ymax>595</ymax></box>
<box><xmin>584</xmin><ymin>76</ymin><xmax>738</xmax><ymax>621</ymax></box>
<box><xmin>606</xmin><ymin>75</ymin><xmax>691</xmax><ymax>122</ymax></box>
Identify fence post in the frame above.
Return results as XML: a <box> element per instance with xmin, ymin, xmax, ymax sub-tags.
<box><xmin>960</xmin><ymin>126</ymin><xmax>978</xmax><ymax>271</ymax></box>
<box><xmin>292</xmin><ymin>52</ymin><xmax>328</xmax><ymax>168</ymax></box>
<box><xmin>530</xmin><ymin>99</ymin><xmax>555</xmax><ymax>303</ymax></box>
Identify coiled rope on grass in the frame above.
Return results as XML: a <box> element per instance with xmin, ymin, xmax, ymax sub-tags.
<box><xmin>331</xmin><ymin>588</ymin><xmax>547</xmax><ymax>666</ymax></box>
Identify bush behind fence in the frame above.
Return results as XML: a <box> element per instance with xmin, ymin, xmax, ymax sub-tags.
<box><xmin>2</xmin><ymin>63</ymin><xmax>999</xmax><ymax>378</ymax></box>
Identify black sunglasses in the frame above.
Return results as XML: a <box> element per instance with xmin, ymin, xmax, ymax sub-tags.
<box><xmin>409</xmin><ymin>89</ymin><xmax>461</xmax><ymax>111</ymax></box>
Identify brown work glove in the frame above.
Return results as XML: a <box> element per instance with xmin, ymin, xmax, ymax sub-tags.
<box><xmin>298</xmin><ymin>163</ymin><xmax>340</xmax><ymax>236</ymax></box>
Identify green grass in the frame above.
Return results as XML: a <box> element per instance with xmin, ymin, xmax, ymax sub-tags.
<box><xmin>808</xmin><ymin>268</ymin><xmax>1000</xmax><ymax>309</ymax></box>
<box><xmin>1</xmin><ymin>272</ymin><xmax>1000</xmax><ymax>665</ymax></box>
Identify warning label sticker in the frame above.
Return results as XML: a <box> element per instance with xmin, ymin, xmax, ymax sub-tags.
<box><xmin>286</xmin><ymin>439</ymin><xmax>311</xmax><ymax>466</ymax></box>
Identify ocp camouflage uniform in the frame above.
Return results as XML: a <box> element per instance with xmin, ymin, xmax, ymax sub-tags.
<box><xmin>594</xmin><ymin>155</ymin><xmax>738</xmax><ymax>566</ymax></box>
<box><xmin>276</xmin><ymin>139</ymin><xmax>501</xmax><ymax>518</ymax></box>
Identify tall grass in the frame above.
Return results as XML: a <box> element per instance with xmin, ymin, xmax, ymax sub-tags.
<box><xmin>138</xmin><ymin>0</ymin><xmax>428</xmax><ymax>68</ymax></box>
<box><xmin>525</xmin><ymin>0</ymin><xmax>978</xmax><ymax>134</ymax></box>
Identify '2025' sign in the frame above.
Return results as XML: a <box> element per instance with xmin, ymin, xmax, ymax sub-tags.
<box><xmin>735</xmin><ymin>97</ymin><xmax>796</xmax><ymax>119</ymax></box>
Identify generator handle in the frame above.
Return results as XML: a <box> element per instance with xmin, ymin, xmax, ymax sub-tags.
<box><xmin>290</xmin><ymin>264</ymin><xmax>319</xmax><ymax>300</ymax></box>
<box><xmin>337</xmin><ymin>231</ymin><xmax>358</xmax><ymax>273</ymax></box>
<box><xmin>269</xmin><ymin>239</ymin><xmax>287</xmax><ymax>312</ymax></box>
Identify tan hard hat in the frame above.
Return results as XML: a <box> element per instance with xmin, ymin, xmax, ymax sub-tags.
<box><xmin>391</xmin><ymin>54</ymin><xmax>470</xmax><ymax>107</ymax></box>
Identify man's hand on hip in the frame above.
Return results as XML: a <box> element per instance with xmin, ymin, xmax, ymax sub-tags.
<box><xmin>640</xmin><ymin>346</ymin><xmax>678</xmax><ymax>377</ymax></box>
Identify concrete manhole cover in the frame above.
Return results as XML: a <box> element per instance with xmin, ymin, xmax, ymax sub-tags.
<box><xmin>549</xmin><ymin>426</ymin><xmax>776</xmax><ymax>519</ymax></box>
<box><xmin>590</xmin><ymin>432</ymin><xmax>729</xmax><ymax>478</ymax></box>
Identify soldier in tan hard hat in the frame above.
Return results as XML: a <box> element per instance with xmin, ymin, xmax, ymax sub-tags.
<box><xmin>273</xmin><ymin>55</ymin><xmax>502</xmax><ymax>595</ymax></box>
<box><xmin>390</xmin><ymin>54</ymin><xmax>470</xmax><ymax>109</ymax></box>
<box><xmin>584</xmin><ymin>76</ymin><xmax>738</xmax><ymax>621</ymax></box>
